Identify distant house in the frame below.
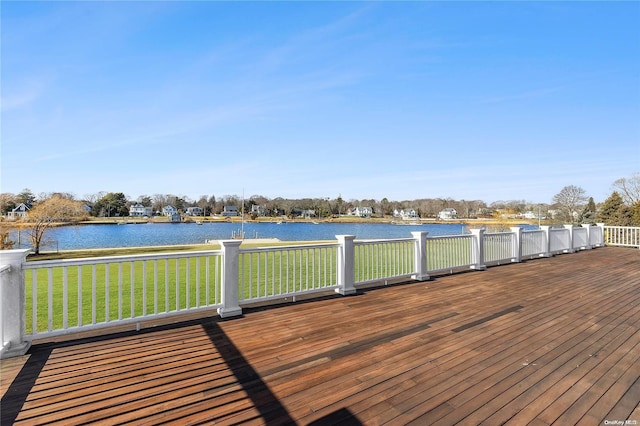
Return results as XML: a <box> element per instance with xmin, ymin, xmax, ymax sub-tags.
<box><xmin>301</xmin><ymin>209</ymin><xmax>316</xmax><ymax>219</ymax></box>
<box><xmin>352</xmin><ymin>207</ymin><xmax>372</xmax><ymax>218</ymax></box>
<box><xmin>393</xmin><ymin>209</ymin><xmax>417</xmax><ymax>220</ymax></box>
<box><xmin>162</xmin><ymin>205</ymin><xmax>178</xmax><ymax>217</ymax></box>
<box><xmin>403</xmin><ymin>209</ymin><xmax>417</xmax><ymax>220</ymax></box>
<box><xmin>129</xmin><ymin>204</ymin><xmax>152</xmax><ymax>217</ymax></box>
<box><xmin>438</xmin><ymin>208</ymin><xmax>457</xmax><ymax>220</ymax></box>
<box><xmin>185</xmin><ymin>206</ymin><xmax>203</xmax><ymax>216</ymax></box>
<box><xmin>547</xmin><ymin>209</ymin><xmax>573</xmax><ymax>221</ymax></box>
<box><xmin>477</xmin><ymin>208</ymin><xmax>494</xmax><ymax>218</ymax></box>
<box><xmin>250</xmin><ymin>205</ymin><xmax>266</xmax><ymax>217</ymax></box>
<box><xmin>7</xmin><ymin>203</ymin><xmax>30</xmax><ymax>220</ymax></box>
<box><xmin>222</xmin><ymin>206</ymin><xmax>239</xmax><ymax>217</ymax></box>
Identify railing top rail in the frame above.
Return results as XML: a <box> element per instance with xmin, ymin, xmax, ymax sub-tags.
<box><xmin>355</xmin><ymin>238</ymin><xmax>414</xmax><ymax>245</ymax></box>
<box><xmin>484</xmin><ymin>231</ymin><xmax>514</xmax><ymax>236</ymax></box>
<box><xmin>239</xmin><ymin>241</ymin><xmax>340</xmax><ymax>253</ymax></box>
<box><xmin>22</xmin><ymin>249</ymin><xmax>223</xmax><ymax>269</ymax></box>
<box><xmin>428</xmin><ymin>234</ymin><xmax>472</xmax><ymax>240</ymax></box>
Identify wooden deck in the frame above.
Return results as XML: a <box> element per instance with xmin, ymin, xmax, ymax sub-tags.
<box><xmin>2</xmin><ymin>246</ymin><xmax>639</xmax><ymax>425</ymax></box>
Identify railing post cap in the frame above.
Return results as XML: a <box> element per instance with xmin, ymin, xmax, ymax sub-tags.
<box><xmin>0</xmin><ymin>248</ymin><xmax>31</xmax><ymax>263</ymax></box>
<box><xmin>336</xmin><ymin>235</ymin><xmax>356</xmax><ymax>241</ymax></box>
<box><xmin>218</xmin><ymin>239</ymin><xmax>243</xmax><ymax>247</ymax></box>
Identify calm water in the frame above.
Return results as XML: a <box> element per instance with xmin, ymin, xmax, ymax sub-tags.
<box><xmin>14</xmin><ymin>222</ymin><xmax>476</xmax><ymax>250</ymax></box>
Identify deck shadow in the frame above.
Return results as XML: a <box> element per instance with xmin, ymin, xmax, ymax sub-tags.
<box><xmin>204</xmin><ymin>320</ymin><xmax>296</xmax><ymax>424</ymax></box>
<box><xmin>1</xmin><ymin>347</ymin><xmax>51</xmax><ymax>425</ymax></box>
<box><xmin>308</xmin><ymin>407</ymin><xmax>363</xmax><ymax>425</ymax></box>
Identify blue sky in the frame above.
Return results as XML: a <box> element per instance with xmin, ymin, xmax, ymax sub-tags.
<box><xmin>2</xmin><ymin>1</ymin><xmax>639</xmax><ymax>204</ymax></box>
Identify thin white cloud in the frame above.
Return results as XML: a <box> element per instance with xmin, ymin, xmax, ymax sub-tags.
<box><xmin>480</xmin><ymin>86</ymin><xmax>564</xmax><ymax>105</ymax></box>
<box><xmin>0</xmin><ymin>81</ymin><xmax>45</xmax><ymax>111</ymax></box>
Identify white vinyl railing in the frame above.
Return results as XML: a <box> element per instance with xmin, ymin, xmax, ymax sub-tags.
<box><xmin>483</xmin><ymin>232</ymin><xmax>516</xmax><ymax>265</ymax></box>
<box><xmin>354</xmin><ymin>238</ymin><xmax>416</xmax><ymax>285</ymax></box>
<box><xmin>604</xmin><ymin>226</ymin><xmax>640</xmax><ymax>248</ymax></box>
<box><xmin>21</xmin><ymin>250</ymin><xmax>223</xmax><ymax>340</ymax></box>
<box><xmin>572</xmin><ymin>227</ymin><xmax>589</xmax><ymax>250</ymax></box>
<box><xmin>548</xmin><ymin>227</ymin><xmax>572</xmax><ymax>254</ymax></box>
<box><xmin>0</xmin><ymin>223</ymin><xmax>614</xmax><ymax>358</ymax></box>
<box><xmin>425</xmin><ymin>235</ymin><xmax>475</xmax><ymax>273</ymax></box>
<box><xmin>238</xmin><ymin>243</ymin><xmax>339</xmax><ymax>303</ymax></box>
<box><xmin>589</xmin><ymin>226</ymin><xmax>604</xmax><ymax>247</ymax></box>
<box><xmin>521</xmin><ymin>230</ymin><xmax>548</xmax><ymax>258</ymax></box>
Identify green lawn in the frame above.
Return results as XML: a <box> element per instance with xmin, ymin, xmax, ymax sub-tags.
<box><xmin>25</xmin><ymin>255</ymin><xmax>222</xmax><ymax>333</ymax></box>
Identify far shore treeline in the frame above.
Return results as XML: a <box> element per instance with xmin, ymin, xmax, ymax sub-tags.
<box><xmin>2</xmin><ymin>173</ymin><xmax>640</xmax><ymax>226</ymax></box>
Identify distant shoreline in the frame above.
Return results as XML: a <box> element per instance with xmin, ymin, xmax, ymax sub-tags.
<box><xmin>2</xmin><ymin>215</ymin><xmax>544</xmax><ymax>230</ymax></box>
<box><xmin>82</xmin><ymin>215</ymin><xmax>541</xmax><ymax>226</ymax></box>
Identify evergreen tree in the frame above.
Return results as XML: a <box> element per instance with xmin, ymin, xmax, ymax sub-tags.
<box><xmin>616</xmin><ymin>205</ymin><xmax>634</xmax><ymax>226</ymax></box>
<box><xmin>580</xmin><ymin>197</ymin><xmax>597</xmax><ymax>224</ymax></box>
<box><xmin>208</xmin><ymin>195</ymin><xmax>217</xmax><ymax>214</ymax></box>
<box><xmin>16</xmin><ymin>188</ymin><xmax>36</xmax><ymax>206</ymax></box>
<box><xmin>598</xmin><ymin>191</ymin><xmax>634</xmax><ymax>225</ymax></box>
<box><xmin>93</xmin><ymin>192</ymin><xmax>129</xmax><ymax>217</ymax></box>
<box><xmin>632</xmin><ymin>201</ymin><xmax>640</xmax><ymax>226</ymax></box>
<box><xmin>138</xmin><ymin>195</ymin><xmax>152</xmax><ymax>207</ymax></box>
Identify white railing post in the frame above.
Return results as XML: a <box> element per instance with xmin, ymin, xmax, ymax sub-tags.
<box><xmin>0</xmin><ymin>249</ymin><xmax>32</xmax><ymax>359</ymax></box>
<box><xmin>217</xmin><ymin>240</ymin><xmax>243</xmax><ymax>318</ymax></box>
<box><xmin>596</xmin><ymin>223</ymin><xmax>606</xmax><ymax>247</ymax></box>
<box><xmin>563</xmin><ymin>225</ymin><xmax>576</xmax><ymax>253</ymax></box>
<box><xmin>411</xmin><ymin>231</ymin><xmax>430</xmax><ymax>281</ymax></box>
<box><xmin>510</xmin><ymin>226</ymin><xmax>523</xmax><ymax>262</ymax></box>
<box><xmin>470</xmin><ymin>228</ymin><xmax>487</xmax><ymax>270</ymax></box>
<box><xmin>540</xmin><ymin>226</ymin><xmax>553</xmax><ymax>257</ymax></box>
<box><xmin>336</xmin><ymin>235</ymin><xmax>357</xmax><ymax>295</ymax></box>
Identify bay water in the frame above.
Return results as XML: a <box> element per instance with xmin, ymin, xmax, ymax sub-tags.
<box><xmin>18</xmin><ymin>222</ymin><xmax>477</xmax><ymax>250</ymax></box>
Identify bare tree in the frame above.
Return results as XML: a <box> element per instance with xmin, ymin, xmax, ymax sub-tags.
<box><xmin>1</xmin><ymin>232</ymin><xmax>15</xmax><ymax>249</ymax></box>
<box><xmin>612</xmin><ymin>173</ymin><xmax>640</xmax><ymax>205</ymax></box>
<box><xmin>552</xmin><ymin>185</ymin><xmax>588</xmax><ymax>223</ymax></box>
<box><xmin>83</xmin><ymin>191</ymin><xmax>106</xmax><ymax>205</ymax></box>
<box><xmin>152</xmin><ymin>194</ymin><xmax>168</xmax><ymax>214</ymax></box>
<box><xmin>0</xmin><ymin>192</ymin><xmax>17</xmax><ymax>215</ymax></box>
<box><xmin>25</xmin><ymin>195</ymin><xmax>89</xmax><ymax>254</ymax></box>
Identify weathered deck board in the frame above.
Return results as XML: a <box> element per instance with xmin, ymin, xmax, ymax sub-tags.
<box><xmin>1</xmin><ymin>246</ymin><xmax>639</xmax><ymax>425</ymax></box>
